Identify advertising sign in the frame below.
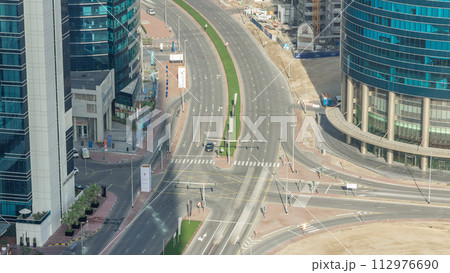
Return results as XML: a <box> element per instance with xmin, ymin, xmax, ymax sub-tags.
<box><xmin>140</xmin><ymin>164</ymin><xmax>152</xmax><ymax>192</ymax></box>
<box><xmin>178</xmin><ymin>66</ymin><xmax>186</xmax><ymax>88</ymax></box>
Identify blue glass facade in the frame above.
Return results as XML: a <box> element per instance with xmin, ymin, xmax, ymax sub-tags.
<box><xmin>341</xmin><ymin>0</ymin><xmax>450</xmax><ymax>100</ymax></box>
<box><xmin>68</xmin><ymin>0</ymin><xmax>141</xmax><ymax>94</ymax></box>
<box><xmin>340</xmin><ymin>0</ymin><xmax>450</xmax><ymax>170</ymax></box>
<box><xmin>0</xmin><ymin>0</ymin><xmax>32</xmax><ymax>220</ymax></box>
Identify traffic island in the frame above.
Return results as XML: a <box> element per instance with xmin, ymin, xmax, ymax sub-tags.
<box><xmin>161</xmin><ymin>220</ymin><xmax>201</xmax><ymax>255</ymax></box>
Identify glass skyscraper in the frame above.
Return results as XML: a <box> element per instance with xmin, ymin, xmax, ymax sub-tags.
<box><xmin>338</xmin><ymin>0</ymin><xmax>450</xmax><ymax>170</ymax></box>
<box><xmin>0</xmin><ymin>0</ymin><xmax>75</xmax><ymax>246</ymax></box>
<box><xmin>68</xmin><ymin>0</ymin><xmax>141</xmax><ymax>94</ymax></box>
<box><xmin>0</xmin><ymin>0</ymin><xmax>32</xmax><ymax>220</ymax></box>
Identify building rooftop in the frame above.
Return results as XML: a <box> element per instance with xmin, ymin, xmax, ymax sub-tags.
<box><xmin>71</xmin><ymin>70</ymin><xmax>111</xmax><ymax>90</ymax></box>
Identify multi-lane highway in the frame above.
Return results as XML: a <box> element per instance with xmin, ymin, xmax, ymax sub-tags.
<box><xmin>93</xmin><ymin>0</ymin><xmax>450</xmax><ymax>256</ymax></box>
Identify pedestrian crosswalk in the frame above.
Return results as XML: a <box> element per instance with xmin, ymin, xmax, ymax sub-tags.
<box><xmin>242</xmin><ymin>236</ymin><xmax>261</xmax><ymax>252</ymax></box>
<box><xmin>171</xmin><ymin>158</ymin><xmax>215</xmax><ymax>165</ymax></box>
<box><xmin>170</xmin><ymin>158</ymin><xmax>280</xmax><ymax>168</ymax></box>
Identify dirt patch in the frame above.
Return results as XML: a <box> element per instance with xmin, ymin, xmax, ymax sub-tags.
<box><xmin>275</xmin><ymin>221</ymin><xmax>450</xmax><ymax>255</ymax></box>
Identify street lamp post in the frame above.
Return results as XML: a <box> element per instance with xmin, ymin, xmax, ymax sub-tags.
<box><xmin>178</xmin><ymin>16</ymin><xmax>181</xmax><ymax>51</ymax></box>
<box><xmin>80</xmin><ymin>221</ymin><xmax>87</xmax><ymax>255</ymax></box>
<box><xmin>428</xmin><ymin>153</ymin><xmax>432</xmax><ymax>204</ymax></box>
<box><xmin>164</xmin><ymin>0</ymin><xmax>167</xmax><ymax>27</ymax></box>
<box><xmin>131</xmin><ymin>156</ymin><xmax>134</xmax><ymax>208</ymax></box>
<box><xmin>291</xmin><ymin>124</ymin><xmax>295</xmax><ymax>173</ymax></box>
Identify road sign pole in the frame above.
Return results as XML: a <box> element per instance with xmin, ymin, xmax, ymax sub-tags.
<box><xmin>131</xmin><ymin>156</ymin><xmax>134</xmax><ymax>208</ymax></box>
<box><xmin>428</xmin><ymin>153</ymin><xmax>432</xmax><ymax>204</ymax></box>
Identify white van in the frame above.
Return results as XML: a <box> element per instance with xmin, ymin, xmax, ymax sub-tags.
<box><xmin>82</xmin><ymin>148</ymin><xmax>90</xmax><ymax>159</ymax></box>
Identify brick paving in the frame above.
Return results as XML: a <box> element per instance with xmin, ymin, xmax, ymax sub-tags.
<box><xmin>141</xmin><ymin>9</ymin><xmax>173</xmax><ymax>39</ymax></box>
<box><xmin>7</xmin><ymin>191</ymin><xmax>116</xmax><ymax>254</ymax></box>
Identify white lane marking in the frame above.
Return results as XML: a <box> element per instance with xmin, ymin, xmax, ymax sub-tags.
<box><xmin>325</xmin><ymin>184</ymin><xmax>331</xmax><ymax>194</ymax></box>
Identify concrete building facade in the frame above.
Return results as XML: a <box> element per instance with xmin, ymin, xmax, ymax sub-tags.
<box><xmin>71</xmin><ymin>70</ymin><xmax>115</xmax><ymax>142</ymax></box>
<box><xmin>0</xmin><ymin>0</ymin><xmax>75</xmax><ymax>246</ymax></box>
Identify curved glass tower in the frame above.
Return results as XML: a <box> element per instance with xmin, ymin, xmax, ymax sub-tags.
<box><xmin>340</xmin><ymin>0</ymin><xmax>450</xmax><ymax>170</ymax></box>
<box><xmin>68</xmin><ymin>0</ymin><xmax>141</xmax><ymax>93</ymax></box>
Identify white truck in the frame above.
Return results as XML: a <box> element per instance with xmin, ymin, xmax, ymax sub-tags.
<box><xmin>82</xmin><ymin>148</ymin><xmax>90</xmax><ymax>159</ymax></box>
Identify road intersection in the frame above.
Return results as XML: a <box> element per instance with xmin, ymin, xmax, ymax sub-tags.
<box><xmin>73</xmin><ymin>0</ymin><xmax>450</xmax><ymax>255</ymax></box>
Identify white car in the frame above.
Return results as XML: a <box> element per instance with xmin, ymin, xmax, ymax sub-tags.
<box><xmin>74</xmin><ymin>167</ymin><xmax>79</xmax><ymax>175</ymax></box>
<box><xmin>146</xmin><ymin>8</ymin><xmax>155</xmax><ymax>15</ymax></box>
<box><xmin>73</xmin><ymin>147</ymin><xmax>79</xmax><ymax>158</ymax></box>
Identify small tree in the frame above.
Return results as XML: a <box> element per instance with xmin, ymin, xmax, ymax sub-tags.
<box><xmin>61</xmin><ymin>212</ymin><xmax>73</xmax><ymax>232</ymax></box>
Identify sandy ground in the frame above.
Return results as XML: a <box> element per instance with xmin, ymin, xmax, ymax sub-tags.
<box><xmin>275</xmin><ymin>221</ymin><xmax>450</xmax><ymax>255</ymax></box>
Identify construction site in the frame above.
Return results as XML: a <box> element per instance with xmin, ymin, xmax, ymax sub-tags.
<box><xmin>243</xmin><ymin>0</ymin><xmax>341</xmax><ymax>57</ymax></box>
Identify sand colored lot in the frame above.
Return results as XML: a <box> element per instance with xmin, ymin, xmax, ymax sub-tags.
<box><xmin>276</xmin><ymin>221</ymin><xmax>450</xmax><ymax>255</ymax></box>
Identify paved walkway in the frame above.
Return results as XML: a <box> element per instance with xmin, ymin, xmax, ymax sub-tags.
<box><xmin>8</xmin><ymin>191</ymin><xmax>116</xmax><ymax>255</ymax></box>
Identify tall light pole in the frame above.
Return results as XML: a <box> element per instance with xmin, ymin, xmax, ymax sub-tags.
<box><xmin>291</xmin><ymin>124</ymin><xmax>295</xmax><ymax>173</ymax></box>
<box><xmin>80</xmin><ymin>221</ymin><xmax>86</xmax><ymax>255</ymax></box>
<box><xmin>131</xmin><ymin>156</ymin><xmax>134</xmax><ymax>208</ymax></box>
<box><xmin>164</xmin><ymin>0</ymin><xmax>167</xmax><ymax>27</ymax></box>
<box><xmin>428</xmin><ymin>153</ymin><xmax>432</xmax><ymax>204</ymax></box>
<box><xmin>178</xmin><ymin>16</ymin><xmax>181</xmax><ymax>51</ymax></box>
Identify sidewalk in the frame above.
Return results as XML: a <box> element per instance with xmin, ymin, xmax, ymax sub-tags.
<box><xmin>8</xmin><ymin>191</ymin><xmax>116</xmax><ymax>255</ymax></box>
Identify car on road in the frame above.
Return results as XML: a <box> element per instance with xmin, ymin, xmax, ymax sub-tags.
<box><xmin>205</xmin><ymin>142</ymin><xmax>214</xmax><ymax>152</ymax></box>
<box><xmin>73</xmin><ymin>147</ymin><xmax>79</xmax><ymax>158</ymax></box>
<box><xmin>75</xmin><ymin>184</ymin><xmax>85</xmax><ymax>190</ymax></box>
<box><xmin>73</xmin><ymin>167</ymin><xmax>79</xmax><ymax>175</ymax></box>
<box><xmin>146</xmin><ymin>8</ymin><xmax>155</xmax><ymax>15</ymax></box>
<box><xmin>82</xmin><ymin>147</ymin><xmax>90</xmax><ymax>159</ymax></box>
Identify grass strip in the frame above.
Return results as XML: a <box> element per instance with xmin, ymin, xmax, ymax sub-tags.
<box><xmin>161</xmin><ymin>220</ymin><xmax>201</xmax><ymax>255</ymax></box>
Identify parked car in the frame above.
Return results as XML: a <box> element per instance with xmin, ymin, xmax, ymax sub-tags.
<box><xmin>73</xmin><ymin>147</ymin><xmax>79</xmax><ymax>158</ymax></box>
<box><xmin>73</xmin><ymin>167</ymin><xmax>79</xmax><ymax>175</ymax></box>
<box><xmin>205</xmin><ymin>142</ymin><xmax>214</xmax><ymax>152</ymax></box>
<box><xmin>146</xmin><ymin>8</ymin><xmax>155</xmax><ymax>15</ymax></box>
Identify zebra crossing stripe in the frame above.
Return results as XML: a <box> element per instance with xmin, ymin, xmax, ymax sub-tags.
<box><xmin>182</xmin><ymin>159</ymin><xmax>186</xmax><ymax>163</ymax></box>
<box><xmin>245</xmin><ymin>161</ymin><xmax>249</xmax><ymax>166</ymax></box>
<box><xmin>277</xmin><ymin>163</ymin><xmax>280</xmax><ymax>167</ymax></box>
<box><xmin>238</xmin><ymin>161</ymin><xmax>242</xmax><ymax>166</ymax></box>
<box><xmin>269</xmin><ymin>162</ymin><xmax>273</xmax><ymax>167</ymax></box>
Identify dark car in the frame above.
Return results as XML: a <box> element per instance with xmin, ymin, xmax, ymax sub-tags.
<box><xmin>205</xmin><ymin>142</ymin><xmax>214</xmax><ymax>152</ymax></box>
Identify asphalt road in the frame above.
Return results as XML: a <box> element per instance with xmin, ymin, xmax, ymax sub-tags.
<box><xmin>108</xmin><ymin>0</ymin><xmax>293</xmax><ymax>255</ymax></box>
<box><xmin>108</xmin><ymin>0</ymin><xmax>228</xmax><ymax>254</ymax></box>
<box><xmin>240</xmin><ymin>196</ymin><xmax>450</xmax><ymax>255</ymax></box>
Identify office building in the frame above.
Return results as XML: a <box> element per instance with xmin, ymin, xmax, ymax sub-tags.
<box><xmin>68</xmin><ymin>0</ymin><xmax>141</xmax><ymax>116</ymax></box>
<box><xmin>328</xmin><ymin>0</ymin><xmax>450</xmax><ymax>171</ymax></box>
<box><xmin>0</xmin><ymin>0</ymin><xmax>75</xmax><ymax>246</ymax></box>
<box><xmin>71</xmin><ymin>70</ymin><xmax>115</xmax><ymax>142</ymax></box>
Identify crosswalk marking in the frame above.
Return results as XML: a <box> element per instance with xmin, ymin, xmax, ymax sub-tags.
<box><xmin>170</xmin><ymin>158</ymin><xmax>281</xmax><ymax>169</ymax></box>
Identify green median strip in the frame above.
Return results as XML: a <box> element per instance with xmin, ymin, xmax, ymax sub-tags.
<box><xmin>174</xmin><ymin>0</ymin><xmax>240</xmax><ymax>156</ymax></box>
<box><xmin>161</xmin><ymin>220</ymin><xmax>201</xmax><ymax>255</ymax></box>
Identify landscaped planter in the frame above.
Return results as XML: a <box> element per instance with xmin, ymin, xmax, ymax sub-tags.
<box><xmin>65</xmin><ymin>230</ymin><xmax>74</xmax><ymax>236</ymax></box>
<box><xmin>78</xmin><ymin>216</ymin><xmax>87</xmax><ymax>223</ymax></box>
<box><xmin>91</xmin><ymin>202</ymin><xmax>99</xmax><ymax>208</ymax></box>
<box><xmin>71</xmin><ymin>223</ymin><xmax>80</xmax><ymax>229</ymax></box>
<box><xmin>85</xmin><ymin>208</ymin><xmax>93</xmax><ymax>215</ymax></box>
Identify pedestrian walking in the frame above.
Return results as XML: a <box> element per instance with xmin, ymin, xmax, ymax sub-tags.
<box><xmin>204</xmin><ymin>23</ymin><xmax>208</xmax><ymax>30</ymax></box>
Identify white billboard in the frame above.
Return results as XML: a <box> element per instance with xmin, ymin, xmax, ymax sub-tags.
<box><xmin>178</xmin><ymin>66</ymin><xmax>186</xmax><ymax>88</ymax></box>
<box><xmin>170</xmin><ymin>53</ymin><xmax>183</xmax><ymax>62</ymax></box>
<box><xmin>140</xmin><ymin>164</ymin><xmax>152</xmax><ymax>192</ymax></box>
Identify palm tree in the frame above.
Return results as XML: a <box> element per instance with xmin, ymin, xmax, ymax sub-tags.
<box><xmin>61</xmin><ymin>212</ymin><xmax>73</xmax><ymax>232</ymax></box>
